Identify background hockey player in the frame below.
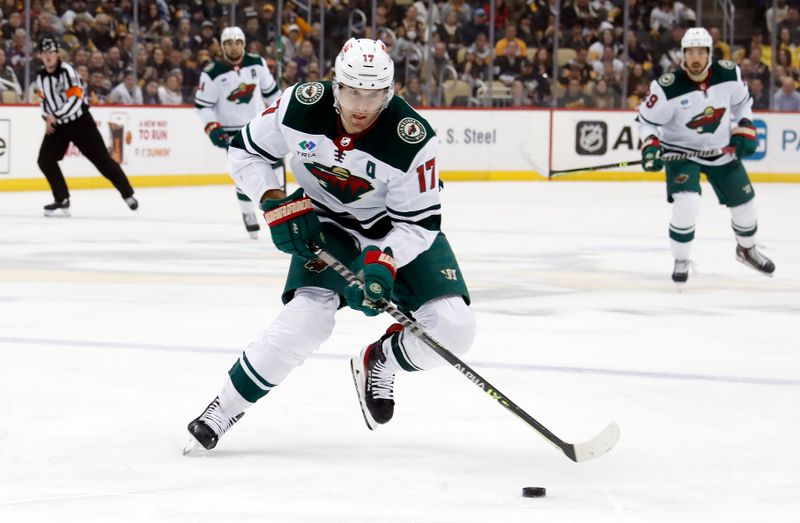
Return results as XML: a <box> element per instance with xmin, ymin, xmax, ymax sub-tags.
<box><xmin>195</xmin><ymin>26</ymin><xmax>281</xmax><ymax>239</ymax></box>
<box><xmin>184</xmin><ymin>38</ymin><xmax>476</xmax><ymax>454</ymax></box>
<box><xmin>638</xmin><ymin>27</ymin><xmax>775</xmax><ymax>284</ymax></box>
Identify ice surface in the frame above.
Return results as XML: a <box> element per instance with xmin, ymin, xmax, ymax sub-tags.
<box><xmin>1</xmin><ymin>182</ymin><xmax>798</xmax><ymax>522</ymax></box>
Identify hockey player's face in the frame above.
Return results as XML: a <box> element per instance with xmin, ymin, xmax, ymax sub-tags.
<box><xmin>684</xmin><ymin>47</ymin><xmax>709</xmax><ymax>76</ymax></box>
<box><xmin>223</xmin><ymin>40</ymin><xmax>245</xmax><ymax>62</ymax></box>
<box><xmin>338</xmin><ymin>85</ymin><xmax>386</xmax><ymax>133</ymax></box>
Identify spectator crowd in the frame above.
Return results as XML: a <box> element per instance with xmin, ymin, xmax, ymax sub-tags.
<box><xmin>1</xmin><ymin>0</ymin><xmax>799</xmax><ymax>110</ymax></box>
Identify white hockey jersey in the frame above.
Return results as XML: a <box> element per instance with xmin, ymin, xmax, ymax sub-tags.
<box><xmin>195</xmin><ymin>54</ymin><xmax>280</xmax><ymax>132</ymax></box>
<box><xmin>228</xmin><ymin>81</ymin><xmax>441</xmax><ymax>268</ymax></box>
<box><xmin>638</xmin><ymin>60</ymin><xmax>753</xmax><ymax>166</ymax></box>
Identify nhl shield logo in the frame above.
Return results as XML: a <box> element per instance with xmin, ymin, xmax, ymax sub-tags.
<box><xmin>295</xmin><ymin>82</ymin><xmax>324</xmax><ymax>105</ymax></box>
<box><xmin>575</xmin><ymin>121</ymin><xmax>607</xmax><ymax>155</ymax></box>
<box><xmin>397</xmin><ymin>117</ymin><xmax>427</xmax><ymax>144</ymax></box>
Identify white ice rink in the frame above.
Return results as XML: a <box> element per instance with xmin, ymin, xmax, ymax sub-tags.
<box><xmin>1</xmin><ymin>181</ymin><xmax>798</xmax><ymax>523</ymax></box>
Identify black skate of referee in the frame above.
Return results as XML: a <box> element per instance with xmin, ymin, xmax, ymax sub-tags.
<box><xmin>35</xmin><ymin>35</ymin><xmax>137</xmax><ymax>217</ymax></box>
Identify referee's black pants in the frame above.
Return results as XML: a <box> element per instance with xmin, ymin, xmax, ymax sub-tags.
<box><xmin>38</xmin><ymin>111</ymin><xmax>134</xmax><ymax>202</ymax></box>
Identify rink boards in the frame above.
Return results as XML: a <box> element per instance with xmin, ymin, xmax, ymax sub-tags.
<box><xmin>0</xmin><ymin>105</ymin><xmax>798</xmax><ymax>191</ymax></box>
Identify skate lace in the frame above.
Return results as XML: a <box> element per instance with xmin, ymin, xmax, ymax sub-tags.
<box><xmin>746</xmin><ymin>247</ymin><xmax>768</xmax><ymax>266</ymax></box>
<box><xmin>369</xmin><ymin>360</ymin><xmax>395</xmax><ymax>401</ymax></box>
<box><xmin>202</xmin><ymin>401</ymin><xmax>239</xmax><ymax>436</ymax></box>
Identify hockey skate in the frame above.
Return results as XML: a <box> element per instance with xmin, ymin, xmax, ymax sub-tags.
<box><xmin>124</xmin><ymin>196</ymin><xmax>139</xmax><ymax>211</ymax></box>
<box><xmin>672</xmin><ymin>259</ymin><xmax>690</xmax><ymax>284</ymax></box>
<box><xmin>183</xmin><ymin>396</ymin><xmax>244</xmax><ymax>456</ymax></box>
<box><xmin>351</xmin><ymin>324</ymin><xmax>403</xmax><ymax>430</ymax></box>
<box><xmin>736</xmin><ymin>245</ymin><xmax>775</xmax><ymax>277</ymax></box>
<box><xmin>43</xmin><ymin>199</ymin><xmax>70</xmax><ymax>217</ymax></box>
<box><xmin>242</xmin><ymin>212</ymin><xmax>260</xmax><ymax>239</ymax></box>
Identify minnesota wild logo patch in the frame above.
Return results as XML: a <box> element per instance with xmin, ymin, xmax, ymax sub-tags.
<box><xmin>398</xmin><ymin>117</ymin><xmax>427</xmax><ymax>144</ymax></box>
<box><xmin>227</xmin><ymin>83</ymin><xmax>256</xmax><ymax>104</ymax></box>
<box><xmin>295</xmin><ymin>82</ymin><xmax>324</xmax><ymax>105</ymax></box>
<box><xmin>686</xmin><ymin>106</ymin><xmax>726</xmax><ymax>134</ymax></box>
<box><xmin>304</xmin><ymin>162</ymin><xmax>374</xmax><ymax>204</ymax></box>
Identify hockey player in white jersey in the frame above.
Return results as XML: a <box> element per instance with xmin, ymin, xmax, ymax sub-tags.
<box><xmin>184</xmin><ymin>38</ymin><xmax>476</xmax><ymax>454</ymax></box>
<box><xmin>638</xmin><ymin>27</ymin><xmax>775</xmax><ymax>283</ymax></box>
<box><xmin>195</xmin><ymin>26</ymin><xmax>281</xmax><ymax>239</ymax></box>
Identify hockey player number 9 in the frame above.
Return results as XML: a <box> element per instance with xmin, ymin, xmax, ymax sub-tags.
<box><xmin>645</xmin><ymin>93</ymin><xmax>658</xmax><ymax>109</ymax></box>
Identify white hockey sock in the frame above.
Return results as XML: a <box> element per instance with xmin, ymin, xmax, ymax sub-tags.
<box><xmin>237</xmin><ymin>187</ymin><xmax>257</xmax><ymax>215</ymax></box>
<box><xmin>669</xmin><ymin>192</ymin><xmax>701</xmax><ymax>260</ymax></box>
<box><xmin>730</xmin><ymin>200</ymin><xmax>758</xmax><ymax>249</ymax></box>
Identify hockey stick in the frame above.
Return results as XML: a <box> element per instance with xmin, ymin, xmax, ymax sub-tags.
<box><xmin>546</xmin><ymin>147</ymin><xmax>735</xmax><ymax>178</ymax></box>
<box><xmin>309</xmin><ymin>242</ymin><xmax>620</xmax><ymax>463</ymax></box>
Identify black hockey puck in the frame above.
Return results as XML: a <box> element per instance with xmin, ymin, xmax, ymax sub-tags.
<box><xmin>522</xmin><ymin>487</ymin><xmax>546</xmax><ymax>498</ymax></box>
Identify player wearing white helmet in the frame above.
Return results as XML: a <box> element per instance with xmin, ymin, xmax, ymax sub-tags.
<box><xmin>195</xmin><ymin>26</ymin><xmax>282</xmax><ymax>239</ymax></box>
<box><xmin>184</xmin><ymin>38</ymin><xmax>475</xmax><ymax>454</ymax></box>
<box><xmin>638</xmin><ymin>27</ymin><xmax>775</xmax><ymax>283</ymax></box>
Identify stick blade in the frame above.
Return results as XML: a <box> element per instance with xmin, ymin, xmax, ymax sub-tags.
<box><xmin>568</xmin><ymin>422</ymin><xmax>620</xmax><ymax>462</ymax></box>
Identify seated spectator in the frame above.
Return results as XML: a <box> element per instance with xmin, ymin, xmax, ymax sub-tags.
<box><xmin>650</xmin><ymin>0</ymin><xmax>695</xmax><ymax>36</ymax></box>
<box><xmin>158</xmin><ymin>73</ymin><xmax>183</xmax><ymax>105</ymax></box>
<box><xmin>460</xmin><ymin>49</ymin><xmax>489</xmax><ymax>85</ymax></box>
<box><xmin>519</xmin><ymin>58</ymin><xmax>550</xmax><ymax>105</ymax></box>
<box><xmin>593</xmin><ymin>78</ymin><xmax>619</xmax><ymax>108</ymax></box>
<box><xmin>462</xmin><ymin>8</ymin><xmax>489</xmax><ymax>46</ymax></box>
<box><xmin>709</xmin><ymin>27</ymin><xmax>730</xmax><ymax>61</ymax></box>
<box><xmin>108</xmin><ymin>68</ymin><xmax>143</xmax><ymax>105</ymax></box>
<box><xmin>495</xmin><ymin>23</ymin><xmax>527</xmax><ymax>58</ymax></box>
<box><xmin>292</xmin><ymin>40</ymin><xmax>317</xmax><ymax>80</ymax></box>
<box><xmin>748</xmin><ymin>77</ymin><xmax>770</xmax><ymax>110</ymax></box>
<box><xmin>281</xmin><ymin>60</ymin><xmax>299</xmax><ymax>91</ymax></box>
<box><xmin>105</xmin><ymin>46</ymin><xmax>125</xmax><ymax>85</ymax></box>
<box><xmin>560</xmin><ymin>77</ymin><xmax>595</xmax><ymax>108</ymax></box>
<box><xmin>765</xmin><ymin>0</ymin><xmax>789</xmax><ymax>37</ymax></box>
<box><xmin>437</xmin><ymin>11</ymin><xmax>463</xmax><ymax>62</ymax></box>
<box><xmin>1</xmin><ymin>11</ymin><xmax>23</xmax><ymax>41</ymax></box>
<box><xmin>430</xmin><ymin>41</ymin><xmax>454</xmax><ymax>83</ymax></box>
<box><xmin>149</xmin><ymin>48</ymin><xmax>171</xmax><ymax>80</ymax></box>
<box><xmin>143</xmin><ymin>80</ymin><xmax>161</xmax><ymax>105</ymax></box>
<box><xmin>657</xmin><ymin>25</ymin><xmax>685</xmax><ymax>74</ymax></box>
<box><xmin>626</xmin><ymin>62</ymin><xmax>650</xmax><ymax>95</ymax></box>
<box><xmin>0</xmin><ymin>48</ymin><xmax>22</xmax><ymax>98</ymax></box>
<box><xmin>561</xmin><ymin>47</ymin><xmax>593</xmax><ymax>86</ymax></box>
<box><xmin>774</xmin><ymin>76</ymin><xmax>800</xmax><ymax>110</ymax></box>
<box><xmin>495</xmin><ymin>40</ymin><xmax>524</xmax><ymax>85</ymax></box>
<box><xmin>440</xmin><ymin>0</ymin><xmax>472</xmax><ymax>26</ymax></box>
<box><xmin>749</xmin><ymin>47</ymin><xmax>771</xmax><ymax>86</ymax></box>
<box><xmin>306</xmin><ymin>61</ymin><xmax>321</xmax><ymax>82</ymax></box>
<box><xmin>88</xmin><ymin>50</ymin><xmax>108</xmax><ymax>77</ymax></box>
<box><xmin>401</xmin><ymin>5</ymin><xmax>427</xmax><ymax>45</ymax></box>
<box><xmin>173</xmin><ymin>17</ymin><xmax>201</xmax><ymax>52</ymax></box>
<box><xmin>588</xmin><ymin>29</ymin><xmax>617</xmax><ymax>60</ymax></box>
<box><xmin>562</xmin><ymin>0</ymin><xmax>600</xmax><ymax>30</ymax></box>
<box><xmin>625</xmin><ymin>31</ymin><xmax>653</xmax><ymax>71</ymax></box>
<box><xmin>592</xmin><ymin>46</ymin><xmax>625</xmax><ymax>78</ymax></box>
<box><xmin>90</xmin><ymin>13</ymin><xmax>115</xmax><ymax>52</ymax></box>
<box><xmin>402</xmin><ymin>76</ymin><xmax>425</xmax><ymax>107</ymax></box>
<box><xmin>777</xmin><ymin>6</ymin><xmax>800</xmax><ymax>45</ymax></box>
<box><xmin>244</xmin><ymin>10</ymin><xmax>267</xmax><ymax>48</ymax></box>
<box><xmin>87</xmin><ymin>70</ymin><xmax>110</xmax><ymax>105</ymax></box>
<box><xmin>468</xmin><ymin>32</ymin><xmax>491</xmax><ymax>66</ymax></box>
<box><xmin>517</xmin><ymin>16</ymin><xmax>537</xmax><ymax>49</ymax></box>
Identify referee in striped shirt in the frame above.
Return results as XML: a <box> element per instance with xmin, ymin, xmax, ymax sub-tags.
<box><xmin>35</xmin><ymin>34</ymin><xmax>137</xmax><ymax>217</ymax></box>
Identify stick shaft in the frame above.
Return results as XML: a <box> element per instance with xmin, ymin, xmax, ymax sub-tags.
<box><xmin>549</xmin><ymin>148</ymin><xmax>727</xmax><ymax>177</ymax></box>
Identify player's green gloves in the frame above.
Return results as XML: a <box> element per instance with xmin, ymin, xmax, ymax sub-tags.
<box><xmin>729</xmin><ymin>119</ymin><xmax>757</xmax><ymax>159</ymax></box>
<box><xmin>641</xmin><ymin>135</ymin><xmax>663</xmax><ymax>171</ymax></box>
<box><xmin>205</xmin><ymin>122</ymin><xmax>229</xmax><ymax>149</ymax></box>
<box><xmin>344</xmin><ymin>246</ymin><xmax>396</xmax><ymax>317</ymax></box>
<box><xmin>260</xmin><ymin>188</ymin><xmax>321</xmax><ymax>259</ymax></box>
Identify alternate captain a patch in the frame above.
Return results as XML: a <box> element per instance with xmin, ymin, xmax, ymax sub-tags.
<box><xmin>295</xmin><ymin>82</ymin><xmax>324</xmax><ymax>105</ymax></box>
<box><xmin>397</xmin><ymin>117</ymin><xmax>427</xmax><ymax>144</ymax></box>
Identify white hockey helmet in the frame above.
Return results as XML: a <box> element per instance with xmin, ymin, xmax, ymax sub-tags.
<box><xmin>333</xmin><ymin>38</ymin><xmax>394</xmax><ymax>112</ymax></box>
<box><xmin>681</xmin><ymin>27</ymin><xmax>713</xmax><ymax>74</ymax></box>
<box><xmin>221</xmin><ymin>26</ymin><xmax>246</xmax><ymax>60</ymax></box>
